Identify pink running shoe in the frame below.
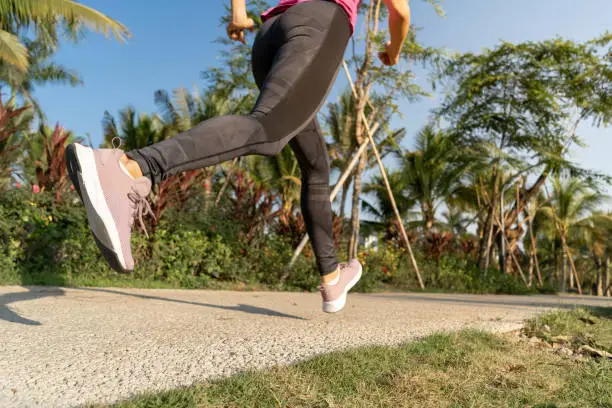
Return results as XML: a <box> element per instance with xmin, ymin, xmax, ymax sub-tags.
<box><xmin>320</xmin><ymin>259</ymin><xmax>363</xmax><ymax>313</ymax></box>
<box><xmin>66</xmin><ymin>143</ymin><xmax>153</xmax><ymax>272</ymax></box>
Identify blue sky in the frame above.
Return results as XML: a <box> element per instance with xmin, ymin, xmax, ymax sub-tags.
<box><xmin>35</xmin><ymin>0</ymin><xmax>611</xmax><ymax>191</ymax></box>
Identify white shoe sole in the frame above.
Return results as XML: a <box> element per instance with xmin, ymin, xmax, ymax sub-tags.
<box><xmin>322</xmin><ymin>264</ymin><xmax>363</xmax><ymax>313</ymax></box>
<box><xmin>69</xmin><ymin>144</ymin><xmax>127</xmax><ymax>271</ymax></box>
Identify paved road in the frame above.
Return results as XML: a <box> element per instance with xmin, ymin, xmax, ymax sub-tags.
<box><xmin>1</xmin><ymin>286</ymin><xmax>610</xmax><ymax>408</ymax></box>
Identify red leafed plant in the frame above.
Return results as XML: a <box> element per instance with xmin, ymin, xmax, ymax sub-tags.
<box><xmin>0</xmin><ymin>93</ymin><xmax>31</xmax><ymax>188</ymax></box>
<box><xmin>424</xmin><ymin>231</ymin><xmax>454</xmax><ymax>261</ymax></box>
<box><xmin>35</xmin><ymin>124</ymin><xmax>73</xmax><ymax>202</ymax></box>
<box><xmin>141</xmin><ymin>169</ymin><xmax>210</xmax><ymax>235</ymax></box>
<box><xmin>0</xmin><ymin>97</ymin><xmax>28</xmax><ymax>149</ymax></box>
<box><xmin>228</xmin><ymin>168</ymin><xmax>275</xmax><ymax>246</ymax></box>
<box><xmin>152</xmin><ymin>170</ymin><xmax>206</xmax><ymax>220</ymax></box>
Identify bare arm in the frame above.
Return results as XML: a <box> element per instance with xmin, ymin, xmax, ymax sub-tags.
<box><xmin>380</xmin><ymin>0</ymin><xmax>411</xmax><ymax>65</ymax></box>
<box><xmin>231</xmin><ymin>0</ymin><xmax>248</xmax><ymax>22</ymax></box>
<box><xmin>228</xmin><ymin>0</ymin><xmax>254</xmax><ymax>44</ymax></box>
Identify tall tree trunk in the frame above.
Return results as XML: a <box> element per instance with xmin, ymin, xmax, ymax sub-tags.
<box><xmin>597</xmin><ymin>261</ymin><xmax>604</xmax><ymax>297</ymax></box>
<box><xmin>478</xmin><ymin>205</ymin><xmax>495</xmax><ymax>270</ymax></box>
<box><xmin>561</xmin><ymin>249</ymin><xmax>567</xmax><ymax>292</ymax></box>
<box><xmin>528</xmin><ymin>253</ymin><xmax>534</xmax><ymax>287</ymax></box>
<box><xmin>605</xmin><ymin>256</ymin><xmax>611</xmax><ymax>297</ymax></box>
<box><xmin>497</xmin><ymin>230</ymin><xmax>506</xmax><ymax>274</ymax></box>
<box><xmin>348</xmin><ymin>151</ymin><xmax>367</xmax><ymax>259</ymax></box>
<box><xmin>527</xmin><ymin>211</ymin><xmax>543</xmax><ymax>287</ymax></box>
<box><xmin>478</xmin><ymin>171</ymin><xmax>499</xmax><ymax>270</ymax></box>
<box><xmin>548</xmin><ymin>244</ymin><xmax>555</xmax><ymax>283</ymax></box>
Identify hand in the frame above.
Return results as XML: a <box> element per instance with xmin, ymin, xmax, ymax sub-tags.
<box><xmin>226</xmin><ymin>17</ymin><xmax>255</xmax><ymax>44</ymax></box>
<box><xmin>378</xmin><ymin>41</ymin><xmax>400</xmax><ymax>66</ymax></box>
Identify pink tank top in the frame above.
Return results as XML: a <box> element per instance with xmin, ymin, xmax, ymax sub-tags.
<box><xmin>262</xmin><ymin>0</ymin><xmax>360</xmax><ymax>33</ymax></box>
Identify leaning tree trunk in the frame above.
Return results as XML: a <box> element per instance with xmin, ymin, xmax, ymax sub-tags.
<box><xmin>563</xmin><ymin>239</ymin><xmax>582</xmax><ymax>295</ymax></box>
<box><xmin>570</xmin><ymin>260</ymin><xmax>575</xmax><ymax>289</ymax></box>
<box><xmin>478</xmin><ymin>171</ymin><xmax>500</xmax><ymax>271</ymax></box>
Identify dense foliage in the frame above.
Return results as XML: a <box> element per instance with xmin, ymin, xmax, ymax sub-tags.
<box><xmin>0</xmin><ymin>1</ymin><xmax>610</xmax><ymax>296</ymax></box>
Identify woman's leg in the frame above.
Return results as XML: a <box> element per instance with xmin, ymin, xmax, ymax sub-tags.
<box><xmin>289</xmin><ymin>120</ymin><xmax>338</xmax><ymax>277</ymax></box>
<box><xmin>127</xmin><ymin>1</ymin><xmax>351</xmax><ymax>185</ymax></box>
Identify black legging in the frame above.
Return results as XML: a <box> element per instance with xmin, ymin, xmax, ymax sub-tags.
<box><xmin>128</xmin><ymin>0</ymin><xmax>351</xmax><ymax>275</ymax></box>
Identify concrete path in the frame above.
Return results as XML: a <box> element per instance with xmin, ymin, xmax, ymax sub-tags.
<box><xmin>1</xmin><ymin>286</ymin><xmax>610</xmax><ymax>407</ymax></box>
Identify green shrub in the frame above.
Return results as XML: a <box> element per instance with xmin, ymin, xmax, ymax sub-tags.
<box><xmin>0</xmin><ymin>188</ymin><xmax>555</xmax><ymax>295</ymax></box>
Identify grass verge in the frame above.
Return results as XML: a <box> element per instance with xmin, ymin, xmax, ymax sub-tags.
<box><xmin>103</xmin><ymin>308</ymin><xmax>612</xmax><ymax>408</ymax></box>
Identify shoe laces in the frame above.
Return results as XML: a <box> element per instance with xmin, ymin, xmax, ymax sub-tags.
<box><xmin>128</xmin><ymin>190</ymin><xmax>155</xmax><ymax>238</ymax></box>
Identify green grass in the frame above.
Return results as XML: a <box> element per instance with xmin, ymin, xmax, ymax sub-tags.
<box><xmin>103</xmin><ymin>309</ymin><xmax>612</xmax><ymax>408</ymax></box>
<box><xmin>523</xmin><ymin>308</ymin><xmax>612</xmax><ymax>354</ymax></box>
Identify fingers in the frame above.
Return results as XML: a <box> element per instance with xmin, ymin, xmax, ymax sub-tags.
<box><xmin>227</xmin><ymin>28</ymin><xmax>245</xmax><ymax>44</ymax></box>
<box><xmin>378</xmin><ymin>51</ymin><xmax>392</xmax><ymax>66</ymax></box>
<box><xmin>226</xmin><ymin>20</ymin><xmax>253</xmax><ymax>44</ymax></box>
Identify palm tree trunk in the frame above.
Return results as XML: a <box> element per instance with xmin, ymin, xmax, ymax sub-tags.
<box><xmin>348</xmin><ymin>151</ymin><xmax>367</xmax><ymax>259</ymax></box>
<box><xmin>561</xmin><ymin>249</ymin><xmax>567</xmax><ymax>292</ymax></box>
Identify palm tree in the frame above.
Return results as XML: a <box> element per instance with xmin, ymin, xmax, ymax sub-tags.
<box><xmin>0</xmin><ymin>36</ymin><xmax>81</xmax><ymax>115</ymax></box>
<box><xmin>102</xmin><ymin>108</ymin><xmax>170</xmax><ymax>151</ymax></box>
<box><xmin>539</xmin><ymin>177</ymin><xmax>608</xmax><ymax>293</ymax></box>
<box><xmin>581</xmin><ymin>214</ymin><xmax>612</xmax><ymax>296</ymax></box>
<box><xmin>440</xmin><ymin>202</ymin><xmax>472</xmax><ymax>236</ymax></box>
<box><xmin>324</xmin><ymin>90</ymin><xmax>357</xmax><ymax>221</ymax></box>
<box><xmin>401</xmin><ymin>124</ymin><xmax>466</xmax><ymax>233</ymax></box>
<box><xmin>0</xmin><ymin>0</ymin><xmax>129</xmax><ymax>73</ymax></box>
<box><xmin>154</xmin><ymin>86</ymin><xmax>247</xmax><ymax>208</ymax></box>
<box><xmin>362</xmin><ymin>170</ymin><xmax>416</xmax><ymax>242</ymax></box>
<box><xmin>246</xmin><ymin>146</ymin><xmax>303</xmax><ymax>242</ymax></box>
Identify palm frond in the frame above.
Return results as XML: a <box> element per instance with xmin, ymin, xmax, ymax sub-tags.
<box><xmin>0</xmin><ymin>0</ymin><xmax>130</xmax><ymax>42</ymax></box>
<box><xmin>0</xmin><ymin>30</ymin><xmax>28</xmax><ymax>71</ymax></box>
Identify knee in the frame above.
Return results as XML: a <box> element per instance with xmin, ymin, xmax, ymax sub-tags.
<box><xmin>303</xmin><ymin>159</ymin><xmax>330</xmax><ymax>186</ymax></box>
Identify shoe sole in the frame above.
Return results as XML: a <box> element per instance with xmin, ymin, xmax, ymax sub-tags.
<box><xmin>66</xmin><ymin>143</ymin><xmax>129</xmax><ymax>272</ymax></box>
<box><xmin>322</xmin><ymin>264</ymin><xmax>363</xmax><ymax>313</ymax></box>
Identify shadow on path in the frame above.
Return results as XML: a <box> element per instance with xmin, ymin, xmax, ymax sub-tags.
<box><xmin>77</xmin><ymin>287</ymin><xmax>307</xmax><ymax>321</ymax></box>
<box><xmin>0</xmin><ymin>287</ymin><xmax>65</xmax><ymax>325</ymax></box>
<box><xmin>367</xmin><ymin>293</ymin><xmax>612</xmax><ymax>311</ymax></box>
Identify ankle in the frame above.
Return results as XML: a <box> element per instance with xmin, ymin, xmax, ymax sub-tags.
<box><xmin>321</xmin><ymin>267</ymin><xmax>340</xmax><ymax>285</ymax></box>
<box><xmin>120</xmin><ymin>155</ymin><xmax>143</xmax><ymax>179</ymax></box>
